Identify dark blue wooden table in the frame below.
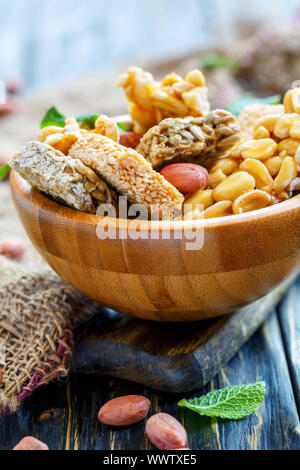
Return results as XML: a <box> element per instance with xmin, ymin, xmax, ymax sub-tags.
<box><xmin>0</xmin><ymin>279</ymin><xmax>299</xmax><ymax>450</ymax></box>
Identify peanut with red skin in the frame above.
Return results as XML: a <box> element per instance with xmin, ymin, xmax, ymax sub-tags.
<box><xmin>161</xmin><ymin>163</ymin><xmax>208</xmax><ymax>195</ymax></box>
<box><xmin>0</xmin><ymin>238</ymin><xmax>26</xmax><ymax>261</ymax></box>
<box><xmin>98</xmin><ymin>395</ymin><xmax>151</xmax><ymax>426</ymax></box>
<box><xmin>119</xmin><ymin>132</ymin><xmax>142</xmax><ymax>149</ymax></box>
<box><xmin>146</xmin><ymin>413</ymin><xmax>188</xmax><ymax>450</ymax></box>
<box><xmin>0</xmin><ymin>98</ymin><xmax>18</xmax><ymax>116</ymax></box>
<box><xmin>0</xmin><ymin>368</ymin><xmax>3</xmax><ymax>385</ymax></box>
<box><xmin>13</xmin><ymin>437</ymin><xmax>49</xmax><ymax>450</ymax></box>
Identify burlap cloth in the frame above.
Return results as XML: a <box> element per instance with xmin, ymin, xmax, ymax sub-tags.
<box><xmin>0</xmin><ymin>68</ymin><xmax>135</xmax><ymax>415</ymax></box>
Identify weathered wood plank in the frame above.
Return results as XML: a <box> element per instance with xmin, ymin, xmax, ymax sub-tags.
<box><xmin>70</xmin><ymin>274</ymin><xmax>298</xmax><ymax>393</ymax></box>
<box><xmin>0</xmin><ymin>308</ymin><xmax>299</xmax><ymax>450</ymax></box>
<box><xmin>277</xmin><ymin>278</ymin><xmax>300</xmax><ymax>415</ymax></box>
<box><xmin>185</xmin><ymin>310</ymin><xmax>300</xmax><ymax>450</ymax></box>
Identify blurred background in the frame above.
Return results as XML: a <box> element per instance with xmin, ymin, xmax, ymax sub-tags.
<box><xmin>1</xmin><ymin>0</ymin><xmax>300</xmax><ymax>92</ymax></box>
<box><xmin>1</xmin><ymin>0</ymin><xmax>300</xmax><ymax>155</ymax></box>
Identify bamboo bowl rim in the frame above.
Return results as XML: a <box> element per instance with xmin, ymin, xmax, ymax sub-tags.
<box><xmin>11</xmin><ymin>170</ymin><xmax>300</xmax><ymax>233</ymax></box>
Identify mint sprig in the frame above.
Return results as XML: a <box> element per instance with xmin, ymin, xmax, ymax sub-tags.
<box><xmin>76</xmin><ymin>114</ymin><xmax>99</xmax><ymax>130</ymax></box>
<box><xmin>0</xmin><ymin>163</ymin><xmax>10</xmax><ymax>180</ymax></box>
<box><xmin>226</xmin><ymin>95</ymin><xmax>281</xmax><ymax>117</ymax></box>
<box><xmin>40</xmin><ymin>107</ymin><xmax>66</xmax><ymax>128</ymax></box>
<box><xmin>117</xmin><ymin>122</ymin><xmax>128</xmax><ymax>132</ymax></box>
<box><xmin>178</xmin><ymin>382</ymin><xmax>266</xmax><ymax>420</ymax></box>
<box><xmin>41</xmin><ymin>108</ymin><xmax>99</xmax><ymax>130</ymax></box>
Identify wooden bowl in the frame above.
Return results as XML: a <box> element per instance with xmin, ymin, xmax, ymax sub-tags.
<box><xmin>10</xmin><ymin>170</ymin><xmax>300</xmax><ymax>322</ymax></box>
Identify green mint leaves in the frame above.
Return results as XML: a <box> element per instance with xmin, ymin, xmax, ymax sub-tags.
<box><xmin>41</xmin><ymin>108</ymin><xmax>100</xmax><ymax>130</ymax></box>
<box><xmin>40</xmin><ymin>107</ymin><xmax>129</xmax><ymax>132</ymax></box>
<box><xmin>40</xmin><ymin>107</ymin><xmax>66</xmax><ymax>128</ymax></box>
<box><xmin>201</xmin><ymin>53</ymin><xmax>240</xmax><ymax>71</ymax></box>
<box><xmin>76</xmin><ymin>114</ymin><xmax>99</xmax><ymax>130</ymax></box>
<box><xmin>117</xmin><ymin>122</ymin><xmax>128</xmax><ymax>132</ymax></box>
<box><xmin>178</xmin><ymin>381</ymin><xmax>266</xmax><ymax>420</ymax></box>
<box><xmin>226</xmin><ymin>95</ymin><xmax>282</xmax><ymax>117</ymax></box>
<box><xmin>0</xmin><ymin>163</ymin><xmax>10</xmax><ymax>180</ymax></box>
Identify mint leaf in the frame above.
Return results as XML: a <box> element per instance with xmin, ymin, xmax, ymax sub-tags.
<box><xmin>76</xmin><ymin>114</ymin><xmax>99</xmax><ymax>130</ymax></box>
<box><xmin>178</xmin><ymin>382</ymin><xmax>266</xmax><ymax>420</ymax></box>
<box><xmin>226</xmin><ymin>95</ymin><xmax>281</xmax><ymax>117</ymax></box>
<box><xmin>117</xmin><ymin>122</ymin><xmax>128</xmax><ymax>132</ymax></box>
<box><xmin>40</xmin><ymin>107</ymin><xmax>66</xmax><ymax>128</ymax></box>
<box><xmin>0</xmin><ymin>163</ymin><xmax>10</xmax><ymax>180</ymax></box>
<box><xmin>201</xmin><ymin>53</ymin><xmax>240</xmax><ymax>71</ymax></box>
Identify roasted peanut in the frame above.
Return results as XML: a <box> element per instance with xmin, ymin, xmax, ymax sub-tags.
<box><xmin>273</xmin><ymin>156</ymin><xmax>298</xmax><ymax>193</ymax></box>
<box><xmin>184</xmin><ymin>189</ymin><xmax>214</xmax><ymax>212</ymax></box>
<box><xmin>146</xmin><ymin>413</ymin><xmax>188</xmax><ymax>450</ymax></box>
<box><xmin>239</xmin><ymin>158</ymin><xmax>273</xmax><ymax>192</ymax></box>
<box><xmin>161</xmin><ymin>72</ymin><xmax>182</xmax><ymax>87</ymax></box>
<box><xmin>277</xmin><ymin>138</ymin><xmax>300</xmax><ymax>157</ymax></box>
<box><xmin>290</xmin><ymin>118</ymin><xmax>300</xmax><ymax>139</ymax></box>
<box><xmin>254</xmin><ymin>114</ymin><xmax>282</xmax><ymax>133</ymax></box>
<box><xmin>0</xmin><ymin>238</ymin><xmax>26</xmax><ymax>260</ymax></box>
<box><xmin>203</xmin><ymin>200</ymin><xmax>232</xmax><ymax>218</ymax></box>
<box><xmin>38</xmin><ymin>117</ymin><xmax>82</xmax><ymax>154</ymax></box>
<box><xmin>213</xmin><ymin>171</ymin><xmax>255</xmax><ymax>202</ymax></box>
<box><xmin>92</xmin><ymin>115</ymin><xmax>119</xmax><ymax>142</ymax></box>
<box><xmin>264</xmin><ymin>156</ymin><xmax>284</xmax><ymax>176</ymax></box>
<box><xmin>161</xmin><ymin>164</ymin><xmax>208</xmax><ymax>195</ymax></box>
<box><xmin>240</xmin><ymin>139</ymin><xmax>277</xmax><ymax>160</ymax></box>
<box><xmin>183</xmin><ymin>207</ymin><xmax>204</xmax><ymax>220</ymax></box>
<box><xmin>185</xmin><ymin>69</ymin><xmax>206</xmax><ymax>87</ymax></box>
<box><xmin>253</xmin><ymin>126</ymin><xmax>270</xmax><ymax>140</ymax></box>
<box><xmin>295</xmin><ymin>145</ymin><xmax>300</xmax><ymax>166</ymax></box>
<box><xmin>119</xmin><ymin>132</ymin><xmax>142</xmax><ymax>149</ymax></box>
<box><xmin>273</xmin><ymin>114</ymin><xmax>299</xmax><ymax>139</ymax></box>
<box><xmin>232</xmin><ymin>190</ymin><xmax>271</xmax><ymax>214</ymax></box>
<box><xmin>98</xmin><ymin>395</ymin><xmax>151</xmax><ymax>426</ymax></box>
<box><xmin>289</xmin><ymin>177</ymin><xmax>300</xmax><ymax>191</ymax></box>
<box><xmin>13</xmin><ymin>437</ymin><xmax>49</xmax><ymax>450</ymax></box>
<box><xmin>284</xmin><ymin>87</ymin><xmax>300</xmax><ymax>114</ymax></box>
<box><xmin>210</xmin><ymin>157</ymin><xmax>239</xmax><ymax>175</ymax></box>
<box><xmin>207</xmin><ymin>169</ymin><xmax>227</xmax><ymax>188</ymax></box>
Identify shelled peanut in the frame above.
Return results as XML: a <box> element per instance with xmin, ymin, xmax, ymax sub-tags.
<box><xmin>183</xmin><ymin>87</ymin><xmax>300</xmax><ymax>219</ymax></box>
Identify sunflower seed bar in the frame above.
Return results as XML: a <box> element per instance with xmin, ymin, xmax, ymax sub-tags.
<box><xmin>11</xmin><ymin>141</ymin><xmax>117</xmax><ymax>213</ymax></box>
<box><xmin>68</xmin><ymin>133</ymin><xmax>184</xmax><ymax>217</ymax></box>
<box><xmin>136</xmin><ymin>110</ymin><xmax>241</xmax><ymax>169</ymax></box>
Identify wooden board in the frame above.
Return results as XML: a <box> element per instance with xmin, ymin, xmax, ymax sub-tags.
<box><xmin>69</xmin><ymin>272</ymin><xmax>299</xmax><ymax>393</ymax></box>
<box><xmin>0</xmin><ymin>277</ymin><xmax>299</xmax><ymax>450</ymax></box>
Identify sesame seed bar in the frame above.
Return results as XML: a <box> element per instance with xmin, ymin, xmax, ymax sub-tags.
<box><xmin>11</xmin><ymin>141</ymin><xmax>117</xmax><ymax>213</ymax></box>
<box><xmin>68</xmin><ymin>133</ymin><xmax>184</xmax><ymax>217</ymax></box>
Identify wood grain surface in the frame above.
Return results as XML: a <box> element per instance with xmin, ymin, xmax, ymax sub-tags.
<box><xmin>69</xmin><ymin>272</ymin><xmax>299</xmax><ymax>393</ymax></box>
<box><xmin>10</xmin><ymin>171</ymin><xmax>300</xmax><ymax>321</ymax></box>
<box><xmin>0</xmin><ymin>277</ymin><xmax>299</xmax><ymax>450</ymax></box>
